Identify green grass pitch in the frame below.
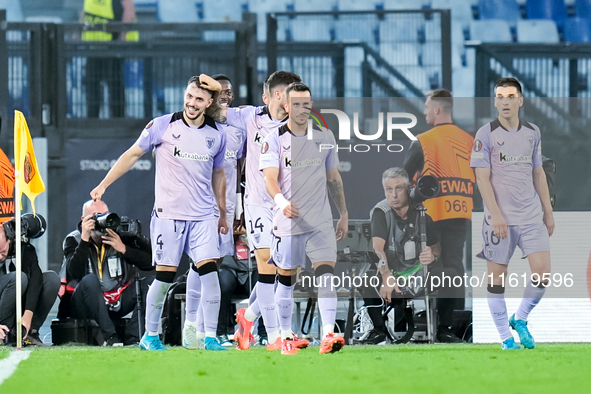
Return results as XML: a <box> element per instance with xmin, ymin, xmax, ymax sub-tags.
<box><xmin>2</xmin><ymin>343</ymin><xmax>591</xmax><ymax>394</ymax></box>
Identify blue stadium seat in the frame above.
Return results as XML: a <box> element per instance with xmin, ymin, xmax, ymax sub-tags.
<box><xmin>203</xmin><ymin>0</ymin><xmax>245</xmax><ymax>22</ymax></box>
<box><xmin>564</xmin><ymin>17</ymin><xmax>591</xmax><ymax>42</ymax></box>
<box><xmin>383</xmin><ymin>0</ymin><xmax>428</xmax><ymax>10</ymax></box>
<box><xmin>526</xmin><ymin>0</ymin><xmax>568</xmax><ymax>29</ymax></box>
<box><xmin>478</xmin><ymin>0</ymin><xmax>521</xmax><ymax>24</ymax></box>
<box><xmin>469</xmin><ymin>20</ymin><xmax>513</xmax><ymax>42</ymax></box>
<box><xmin>379</xmin><ymin>43</ymin><xmax>420</xmax><ymax>66</ymax></box>
<box><xmin>0</xmin><ymin>0</ymin><xmax>24</xmax><ymax>21</ymax></box>
<box><xmin>575</xmin><ymin>0</ymin><xmax>591</xmax><ymax>18</ymax></box>
<box><xmin>516</xmin><ymin>19</ymin><xmax>560</xmax><ymax>42</ymax></box>
<box><xmin>337</xmin><ymin>0</ymin><xmax>382</xmax><ymax>10</ymax></box>
<box><xmin>289</xmin><ymin>19</ymin><xmax>333</xmax><ymax>41</ymax></box>
<box><xmin>294</xmin><ymin>0</ymin><xmax>335</xmax><ymax>11</ymax></box>
<box><xmin>157</xmin><ymin>0</ymin><xmax>201</xmax><ymax>22</ymax></box>
<box><xmin>335</xmin><ymin>17</ymin><xmax>377</xmax><ymax>44</ymax></box>
<box><xmin>431</xmin><ymin>0</ymin><xmax>475</xmax><ymax>25</ymax></box>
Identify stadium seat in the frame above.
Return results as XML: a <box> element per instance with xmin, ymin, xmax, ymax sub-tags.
<box><xmin>431</xmin><ymin>0</ymin><xmax>475</xmax><ymax>25</ymax></box>
<box><xmin>526</xmin><ymin>0</ymin><xmax>568</xmax><ymax>29</ymax></box>
<box><xmin>0</xmin><ymin>0</ymin><xmax>24</xmax><ymax>21</ymax></box>
<box><xmin>203</xmin><ymin>0</ymin><xmax>245</xmax><ymax>22</ymax></box>
<box><xmin>294</xmin><ymin>0</ymin><xmax>336</xmax><ymax>11</ymax></box>
<box><xmin>379</xmin><ymin>18</ymin><xmax>420</xmax><ymax>43</ymax></box>
<box><xmin>157</xmin><ymin>0</ymin><xmax>201</xmax><ymax>22</ymax></box>
<box><xmin>379</xmin><ymin>42</ymin><xmax>420</xmax><ymax>66</ymax></box>
<box><xmin>478</xmin><ymin>0</ymin><xmax>521</xmax><ymax>24</ymax></box>
<box><xmin>469</xmin><ymin>20</ymin><xmax>513</xmax><ymax>42</ymax></box>
<box><xmin>290</xmin><ymin>19</ymin><xmax>332</xmax><ymax>41</ymax></box>
<box><xmin>575</xmin><ymin>0</ymin><xmax>591</xmax><ymax>18</ymax></box>
<box><xmin>422</xmin><ymin>42</ymin><xmax>443</xmax><ymax>67</ymax></box>
<box><xmin>516</xmin><ymin>19</ymin><xmax>560</xmax><ymax>42</ymax></box>
<box><xmin>337</xmin><ymin>0</ymin><xmax>382</xmax><ymax>11</ymax></box>
<box><xmin>383</xmin><ymin>0</ymin><xmax>429</xmax><ymax>10</ymax></box>
<box><xmin>335</xmin><ymin>17</ymin><xmax>377</xmax><ymax>44</ymax></box>
<box><xmin>564</xmin><ymin>17</ymin><xmax>591</xmax><ymax>41</ymax></box>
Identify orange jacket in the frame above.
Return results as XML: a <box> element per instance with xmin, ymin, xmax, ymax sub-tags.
<box><xmin>0</xmin><ymin>148</ymin><xmax>15</xmax><ymax>223</ymax></box>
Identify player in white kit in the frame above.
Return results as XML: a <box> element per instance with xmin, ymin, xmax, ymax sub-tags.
<box><xmin>224</xmin><ymin>72</ymin><xmax>304</xmax><ymax>351</ymax></box>
<box><xmin>90</xmin><ymin>75</ymin><xmax>229</xmax><ymax>351</ymax></box>
<box><xmin>471</xmin><ymin>78</ymin><xmax>554</xmax><ymax>350</ymax></box>
<box><xmin>260</xmin><ymin>83</ymin><xmax>348</xmax><ymax>354</ymax></box>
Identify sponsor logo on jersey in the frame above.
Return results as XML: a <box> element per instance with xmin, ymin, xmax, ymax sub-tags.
<box><xmin>282</xmin><ymin>145</ymin><xmax>291</xmax><ymax>151</ymax></box>
<box><xmin>291</xmin><ymin>158</ymin><xmax>322</xmax><ymax>168</ymax></box>
<box><xmin>473</xmin><ymin>139</ymin><xmax>482</xmax><ymax>152</ymax></box>
<box><xmin>254</xmin><ymin>131</ymin><xmax>264</xmax><ymax>145</ymax></box>
<box><xmin>499</xmin><ymin>151</ymin><xmax>532</xmax><ymax>164</ymax></box>
<box><xmin>284</xmin><ymin>155</ymin><xmax>291</xmax><ymax>168</ymax></box>
<box><xmin>496</xmin><ymin>141</ymin><xmax>504</xmax><ymax>146</ymax></box>
<box><xmin>173</xmin><ymin>146</ymin><xmax>209</xmax><ymax>161</ymax></box>
<box><xmin>225</xmin><ymin>150</ymin><xmax>238</xmax><ymax>159</ymax></box>
<box><xmin>172</xmin><ymin>134</ymin><xmax>181</xmax><ymax>140</ymax></box>
<box><xmin>261</xmin><ymin>142</ymin><xmax>269</xmax><ymax>154</ymax></box>
<box><xmin>206</xmin><ymin>137</ymin><xmax>215</xmax><ymax>149</ymax></box>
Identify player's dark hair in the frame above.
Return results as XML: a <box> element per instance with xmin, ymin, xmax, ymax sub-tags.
<box><xmin>285</xmin><ymin>82</ymin><xmax>311</xmax><ymax>98</ymax></box>
<box><xmin>186</xmin><ymin>75</ymin><xmax>223</xmax><ymax>122</ymax></box>
<box><xmin>426</xmin><ymin>88</ymin><xmax>452</xmax><ymax>112</ymax></box>
<box><xmin>494</xmin><ymin>77</ymin><xmax>522</xmax><ymax>96</ymax></box>
<box><xmin>212</xmin><ymin>74</ymin><xmax>232</xmax><ymax>84</ymax></box>
<box><xmin>266</xmin><ymin>71</ymin><xmax>302</xmax><ymax>93</ymax></box>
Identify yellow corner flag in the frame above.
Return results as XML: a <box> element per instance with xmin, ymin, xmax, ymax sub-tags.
<box><xmin>14</xmin><ymin>110</ymin><xmax>46</xmax><ymax>214</ymax></box>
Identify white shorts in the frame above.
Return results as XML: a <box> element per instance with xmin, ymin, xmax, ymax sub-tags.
<box><xmin>244</xmin><ymin>204</ymin><xmax>274</xmax><ymax>251</ymax></box>
<box><xmin>271</xmin><ymin>227</ymin><xmax>337</xmax><ymax>270</ymax></box>
<box><xmin>150</xmin><ymin>211</ymin><xmax>220</xmax><ymax>267</ymax></box>
<box><xmin>219</xmin><ymin>215</ymin><xmax>235</xmax><ymax>257</ymax></box>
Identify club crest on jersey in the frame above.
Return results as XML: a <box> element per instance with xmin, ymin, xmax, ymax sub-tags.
<box><xmin>527</xmin><ymin>137</ymin><xmax>535</xmax><ymax>148</ymax></box>
<box><xmin>236</xmin><ymin>131</ymin><xmax>243</xmax><ymax>144</ymax></box>
<box><xmin>473</xmin><ymin>139</ymin><xmax>482</xmax><ymax>152</ymax></box>
<box><xmin>261</xmin><ymin>142</ymin><xmax>269</xmax><ymax>154</ymax></box>
<box><xmin>315</xmin><ymin>141</ymin><xmax>323</xmax><ymax>150</ymax></box>
<box><xmin>254</xmin><ymin>131</ymin><xmax>264</xmax><ymax>145</ymax></box>
<box><xmin>206</xmin><ymin>138</ymin><xmax>215</xmax><ymax>149</ymax></box>
<box><xmin>284</xmin><ymin>155</ymin><xmax>291</xmax><ymax>168</ymax></box>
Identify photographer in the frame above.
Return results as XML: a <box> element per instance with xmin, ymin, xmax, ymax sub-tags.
<box><xmin>360</xmin><ymin>168</ymin><xmax>441</xmax><ymax>344</ymax></box>
<box><xmin>0</xmin><ymin>219</ymin><xmax>60</xmax><ymax>346</ymax></box>
<box><xmin>61</xmin><ymin>200</ymin><xmax>152</xmax><ymax>345</ymax></box>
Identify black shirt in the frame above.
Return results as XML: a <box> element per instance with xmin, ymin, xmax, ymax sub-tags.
<box><xmin>371</xmin><ymin>206</ymin><xmax>439</xmax><ymax>247</ymax></box>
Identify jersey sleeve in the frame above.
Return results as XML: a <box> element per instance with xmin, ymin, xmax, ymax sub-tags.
<box><xmin>370</xmin><ymin>209</ymin><xmax>389</xmax><ymax>241</ymax></box>
<box><xmin>135</xmin><ymin>115</ymin><xmax>169</xmax><ymax>152</ymax></box>
<box><xmin>213</xmin><ymin>127</ymin><xmax>227</xmax><ymax>169</ymax></box>
<box><xmin>325</xmin><ymin>129</ymin><xmax>339</xmax><ymax>170</ymax></box>
<box><xmin>531</xmin><ymin>125</ymin><xmax>543</xmax><ymax>168</ymax></box>
<box><xmin>259</xmin><ymin>132</ymin><xmax>280</xmax><ymax>171</ymax></box>
<box><xmin>236</xmin><ymin>128</ymin><xmax>247</xmax><ymax>160</ymax></box>
<box><xmin>470</xmin><ymin>125</ymin><xmax>492</xmax><ymax>169</ymax></box>
<box><xmin>226</xmin><ymin>106</ymin><xmax>256</xmax><ymax>131</ymax></box>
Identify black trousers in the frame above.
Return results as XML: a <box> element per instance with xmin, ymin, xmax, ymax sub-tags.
<box><xmin>217</xmin><ymin>267</ymin><xmax>265</xmax><ymax>337</ymax></box>
<box><xmin>0</xmin><ymin>271</ymin><xmax>60</xmax><ymax>332</ymax></box>
<box><xmin>434</xmin><ymin>218</ymin><xmax>469</xmax><ymax>328</ymax></box>
<box><xmin>71</xmin><ymin>274</ymin><xmax>139</xmax><ymax>345</ymax></box>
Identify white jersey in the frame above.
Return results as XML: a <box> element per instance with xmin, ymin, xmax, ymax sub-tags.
<box><xmin>216</xmin><ymin>122</ymin><xmax>246</xmax><ymax>219</ymax></box>
<box><xmin>226</xmin><ymin>105</ymin><xmax>287</xmax><ymax>208</ymax></box>
<box><xmin>259</xmin><ymin>124</ymin><xmax>339</xmax><ymax>236</ymax></box>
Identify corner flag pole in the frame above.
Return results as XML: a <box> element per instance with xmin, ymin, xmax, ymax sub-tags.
<box><xmin>15</xmin><ymin>167</ymin><xmax>22</xmax><ymax>350</ymax></box>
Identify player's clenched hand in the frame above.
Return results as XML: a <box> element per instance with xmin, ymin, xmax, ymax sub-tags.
<box><xmin>335</xmin><ymin>215</ymin><xmax>348</xmax><ymax>242</ymax></box>
<box><xmin>90</xmin><ymin>185</ymin><xmax>106</xmax><ymax>201</ymax></box>
<box><xmin>543</xmin><ymin>211</ymin><xmax>555</xmax><ymax>237</ymax></box>
<box><xmin>0</xmin><ymin>325</ymin><xmax>8</xmax><ymax>341</ymax></box>
<box><xmin>490</xmin><ymin>212</ymin><xmax>508</xmax><ymax>239</ymax></box>
<box><xmin>419</xmin><ymin>246</ymin><xmax>435</xmax><ymax>265</ymax></box>
<box><xmin>218</xmin><ymin>216</ymin><xmax>229</xmax><ymax>235</ymax></box>
<box><xmin>283</xmin><ymin>201</ymin><xmax>299</xmax><ymax>218</ymax></box>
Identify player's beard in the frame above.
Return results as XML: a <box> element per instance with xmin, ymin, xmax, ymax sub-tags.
<box><xmin>184</xmin><ymin>105</ymin><xmax>204</xmax><ymax>120</ymax></box>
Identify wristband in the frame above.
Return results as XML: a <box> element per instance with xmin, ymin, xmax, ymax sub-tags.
<box><xmin>274</xmin><ymin>193</ymin><xmax>290</xmax><ymax>211</ymax></box>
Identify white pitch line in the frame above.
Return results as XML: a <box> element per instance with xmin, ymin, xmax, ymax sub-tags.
<box><xmin>0</xmin><ymin>350</ymin><xmax>31</xmax><ymax>386</ymax></box>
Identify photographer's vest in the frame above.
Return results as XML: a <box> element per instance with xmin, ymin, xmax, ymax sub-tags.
<box><xmin>416</xmin><ymin>124</ymin><xmax>475</xmax><ymax>222</ymax></box>
<box><xmin>82</xmin><ymin>0</ymin><xmax>139</xmax><ymax>42</ymax></box>
<box><xmin>370</xmin><ymin>200</ymin><xmax>422</xmax><ymax>272</ymax></box>
<box><xmin>60</xmin><ymin>230</ymin><xmax>131</xmax><ymax>296</ymax></box>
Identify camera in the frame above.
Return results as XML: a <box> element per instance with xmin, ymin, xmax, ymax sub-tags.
<box><xmin>92</xmin><ymin>212</ymin><xmax>141</xmax><ymax>238</ymax></box>
<box><xmin>409</xmin><ymin>175</ymin><xmax>441</xmax><ymax>204</ymax></box>
<box><xmin>3</xmin><ymin>213</ymin><xmax>47</xmax><ymax>241</ymax></box>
